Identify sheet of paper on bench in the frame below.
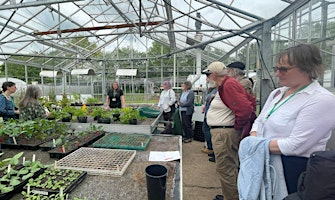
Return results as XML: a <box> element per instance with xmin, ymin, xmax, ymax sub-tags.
<box><xmin>149</xmin><ymin>151</ymin><xmax>181</xmax><ymax>161</ymax></box>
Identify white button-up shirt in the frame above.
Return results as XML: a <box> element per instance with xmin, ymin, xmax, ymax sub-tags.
<box><xmin>251</xmin><ymin>81</ymin><xmax>335</xmax><ymax>157</ymax></box>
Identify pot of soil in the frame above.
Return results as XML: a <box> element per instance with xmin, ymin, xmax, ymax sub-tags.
<box><xmin>77</xmin><ymin>116</ymin><xmax>88</xmax><ymax>123</ymax></box>
<box><xmin>98</xmin><ymin>118</ymin><xmax>111</xmax><ymax>124</ymax></box>
<box><xmin>129</xmin><ymin>119</ymin><xmax>137</xmax><ymax>125</ymax></box>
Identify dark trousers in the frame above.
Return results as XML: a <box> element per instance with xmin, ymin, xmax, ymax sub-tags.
<box><xmin>202</xmin><ymin>118</ymin><xmax>213</xmax><ymax>150</ymax></box>
<box><xmin>181</xmin><ymin>111</ymin><xmax>192</xmax><ymax>139</ymax></box>
<box><xmin>163</xmin><ymin>111</ymin><xmax>173</xmax><ymax>122</ymax></box>
<box><xmin>281</xmin><ymin>155</ymin><xmax>308</xmax><ymax>194</ymax></box>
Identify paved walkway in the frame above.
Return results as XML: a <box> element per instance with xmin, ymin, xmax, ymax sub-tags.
<box><xmin>182</xmin><ymin>139</ymin><xmax>222</xmax><ymax>200</ymax></box>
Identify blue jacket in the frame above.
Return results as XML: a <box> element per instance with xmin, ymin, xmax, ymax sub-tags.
<box><xmin>238</xmin><ymin>136</ymin><xmax>272</xmax><ymax>200</ymax></box>
<box><xmin>179</xmin><ymin>90</ymin><xmax>194</xmax><ymax>115</ymax></box>
<box><xmin>238</xmin><ymin>136</ymin><xmax>288</xmax><ymax>200</ymax></box>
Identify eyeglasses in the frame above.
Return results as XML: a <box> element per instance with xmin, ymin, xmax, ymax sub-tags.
<box><xmin>273</xmin><ymin>66</ymin><xmax>296</xmax><ymax>73</ymax></box>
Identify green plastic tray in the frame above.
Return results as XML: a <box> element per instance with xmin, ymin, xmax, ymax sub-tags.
<box><xmin>93</xmin><ymin>133</ymin><xmax>151</xmax><ymax>150</ymax></box>
<box><xmin>139</xmin><ymin>107</ymin><xmax>161</xmax><ymax>118</ymax></box>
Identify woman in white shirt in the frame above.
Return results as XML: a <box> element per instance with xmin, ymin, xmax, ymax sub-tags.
<box><xmin>249</xmin><ymin>44</ymin><xmax>335</xmax><ymax>196</ymax></box>
<box><xmin>158</xmin><ymin>81</ymin><xmax>176</xmax><ymax>122</ymax></box>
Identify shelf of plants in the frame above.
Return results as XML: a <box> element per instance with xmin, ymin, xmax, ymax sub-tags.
<box><xmin>0</xmin><ymin>119</ymin><xmax>69</xmax><ymax>151</ymax></box>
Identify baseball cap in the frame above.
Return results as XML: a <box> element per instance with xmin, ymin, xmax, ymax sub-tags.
<box><xmin>202</xmin><ymin>61</ymin><xmax>226</xmax><ymax>74</ymax></box>
<box><xmin>227</xmin><ymin>61</ymin><xmax>246</xmax><ymax>70</ymax></box>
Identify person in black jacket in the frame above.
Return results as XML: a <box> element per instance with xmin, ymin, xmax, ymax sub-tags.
<box><xmin>106</xmin><ymin>82</ymin><xmax>125</xmax><ymax>109</ymax></box>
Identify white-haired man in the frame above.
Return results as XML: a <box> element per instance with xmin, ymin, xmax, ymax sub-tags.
<box><xmin>203</xmin><ymin>61</ymin><xmax>256</xmax><ymax>200</ymax></box>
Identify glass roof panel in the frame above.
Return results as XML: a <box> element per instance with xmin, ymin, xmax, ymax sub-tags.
<box><xmin>0</xmin><ymin>0</ymin><xmax>293</xmax><ymax>69</ymax></box>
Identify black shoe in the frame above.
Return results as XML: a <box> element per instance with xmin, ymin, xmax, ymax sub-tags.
<box><xmin>214</xmin><ymin>194</ymin><xmax>224</xmax><ymax>200</ymax></box>
<box><xmin>208</xmin><ymin>153</ymin><xmax>214</xmax><ymax>157</ymax></box>
<box><xmin>209</xmin><ymin>157</ymin><xmax>215</xmax><ymax>162</ymax></box>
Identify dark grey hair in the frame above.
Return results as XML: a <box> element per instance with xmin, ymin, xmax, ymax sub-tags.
<box><xmin>183</xmin><ymin>81</ymin><xmax>192</xmax><ymax>90</ymax></box>
<box><xmin>277</xmin><ymin>44</ymin><xmax>323</xmax><ymax>80</ymax></box>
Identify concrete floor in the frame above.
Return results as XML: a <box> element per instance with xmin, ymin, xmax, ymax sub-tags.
<box><xmin>182</xmin><ymin>139</ymin><xmax>222</xmax><ymax>200</ymax></box>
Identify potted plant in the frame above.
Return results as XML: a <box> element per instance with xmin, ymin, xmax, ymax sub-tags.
<box><xmin>89</xmin><ymin>107</ymin><xmax>104</xmax><ymax>121</ymax></box>
<box><xmin>73</xmin><ymin>108</ymin><xmax>88</xmax><ymax>123</ymax></box>
<box><xmin>97</xmin><ymin>110</ymin><xmax>112</xmax><ymax>124</ymax></box>
<box><xmin>119</xmin><ymin>107</ymin><xmax>141</xmax><ymax>125</ymax></box>
<box><xmin>111</xmin><ymin>108</ymin><xmax>121</xmax><ymax>121</ymax></box>
<box><xmin>72</xmin><ymin>93</ymin><xmax>82</xmax><ymax>106</ymax></box>
<box><xmin>48</xmin><ymin>110</ymin><xmax>71</xmax><ymax>122</ymax></box>
<box><xmin>86</xmin><ymin>97</ymin><xmax>102</xmax><ymax>106</ymax></box>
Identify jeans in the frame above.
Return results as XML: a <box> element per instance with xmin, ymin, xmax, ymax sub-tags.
<box><xmin>202</xmin><ymin>118</ymin><xmax>213</xmax><ymax>150</ymax></box>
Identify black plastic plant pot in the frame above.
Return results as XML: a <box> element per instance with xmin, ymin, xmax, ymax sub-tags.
<box><xmin>62</xmin><ymin>117</ymin><xmax>71</xmax><ymax>122</ymax></box>
<box><xmin>145</xmin><ymin>164</ymin><xmax>167</xmax><ymax>200</ymax></box>
<box><xmin>129</xmin><ymin>119</ymin><xmax>137</xmax><ymax>125</ymax></box>
<box><xmin>97</xmin><ymin>118</ymin><xmax>111</xmax><ymax>124</ymax></box>
<box><xmin>77</xmin><ymin>116</ymin><xmax>87</xmax><ymax>123</ymax></box>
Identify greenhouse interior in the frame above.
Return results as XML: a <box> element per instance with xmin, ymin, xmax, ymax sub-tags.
<box><xmin>0</xmin><ymin>0</ymin><xmax>335</xmax><ymax>199</ymax></box>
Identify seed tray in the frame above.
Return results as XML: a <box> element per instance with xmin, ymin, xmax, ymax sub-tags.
<box><xmin>93</xmin><ymin>133</ymin><xmax>151</xmax><ymax>150</ymax></box>
<box><xmin>48</xmin><ymin>146</ymin><xmax>79</xmax><ymax>159</ymax></box>
<box><xmin>23</xmin><ymin>169</ymin><xmax>87</xmax><ymax>196</ymax></box>
<box><xmin>0</xmin><ymin>168</ymin><xmax>45</xmax><ymax>200</ymax></box>
<box><xmin>55</xmin><ymin>147</ymin><xmax>136</xmax><ymax>177</ymax></box>
<box><xmin>39</xmin><ymin>140</ymin><xmax>56</xmax><ymax>151</ymax></box>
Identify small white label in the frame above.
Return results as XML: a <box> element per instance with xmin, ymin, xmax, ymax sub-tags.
<box><xmin>32</xmin><ymin>190</ymin><xmax>48</xmax><ymax>195</ymax></box>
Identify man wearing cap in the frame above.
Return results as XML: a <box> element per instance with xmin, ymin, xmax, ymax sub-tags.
<box><xmin>203</xmin><ymin>61</ymin><xmax>256</xmax><ymax>200</ymax></box>
<box><xmin>227</xmin><ymin>61</ymin><xmax>254</xmax><ymax>95</ymax></box>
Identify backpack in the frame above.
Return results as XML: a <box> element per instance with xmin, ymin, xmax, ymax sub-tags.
<box><xmin>284</xmin><ymin>151</ymin><xmax>335</xmax><ymax>200</ymax></box>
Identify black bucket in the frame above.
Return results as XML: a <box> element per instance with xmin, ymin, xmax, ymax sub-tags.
<box><xmin>145</xmin><ymin>164</ymin><xmax>168</xmax><ymax>200</ymax></box>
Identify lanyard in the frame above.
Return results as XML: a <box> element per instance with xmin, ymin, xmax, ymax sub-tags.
<box><xmin>266</xmin><ymin>84</ymin><xmax>310</xmax><ymax>119</ymax></box>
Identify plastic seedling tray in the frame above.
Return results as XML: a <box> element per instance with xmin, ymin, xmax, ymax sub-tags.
<box><xmin>55</xmin><ymin>147</ymin><xmax>136</xmax><ymax>177</ymax></box>
<box><xmin>93</xmin><ymin>133</ymin><xmax>151</xmax><ymax>150</ymax></box>
<box><xmin>23</xmin><ymin>169</ymin><xmax>87</xmax><ymax>196</ymax></box>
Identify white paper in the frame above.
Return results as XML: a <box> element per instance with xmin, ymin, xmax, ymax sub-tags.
<box><xmin>149</xmin><ymin>151</ymin><xmax>181</xmax><ymax>162</ymax></box>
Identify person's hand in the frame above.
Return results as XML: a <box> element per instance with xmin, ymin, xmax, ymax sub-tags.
<box><xmin>106</xmin><ymin>105</ymin><xmax>110</xmax><ymax>110</ymax></box>
<box><xmin>250</xmin><ymin>131</ymin><xmax>257</xmax><ymax>136</ymax></box>
<box><xmin>202</xmin><ymin>105</ymin><xmax>205</xmax><ymax>113</ymax></box>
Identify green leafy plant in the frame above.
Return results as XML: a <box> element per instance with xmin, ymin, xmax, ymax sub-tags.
<box><xmin>72</xmin><ymin>107</ymin><xmax>88</xmax><ymax>118</ymax></box>
<box><xmin>60</xmin><ymin>93</ymin><xmax>70</xmax><ymax>108</ymax></box>
<box><xmin>89</xmin><ymin>107</ymin><xmax>105</xmax><ymax>118</ymax></box>
<box><xmin>72</xmin><ymin>93</ymin><xmax>81</xmax><ymax>104</ymax></box>
<box><xmin>48</xmin><ymin>89</ymin><xmax>57</xmax><ymax>103</ymax></box>
<box><xmin>86</xmin><ymin>97</ymin><xmax>101</xmax><ymax>105</ymax></box>
<box><xmin>119</xmin><ymin>107</ymin><xmax>142</xmax><ymax>124</ymax></box>
<box><xmin>0</xmin><ymin>152</ymin><xmax>46</xmax><ymax>195</ymax></box>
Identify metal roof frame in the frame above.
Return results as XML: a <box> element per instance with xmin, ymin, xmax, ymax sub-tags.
<box><xmin>0</xmin><ymin>0</ymin><xmax>297</xmax><ymax>71</ymax></box>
